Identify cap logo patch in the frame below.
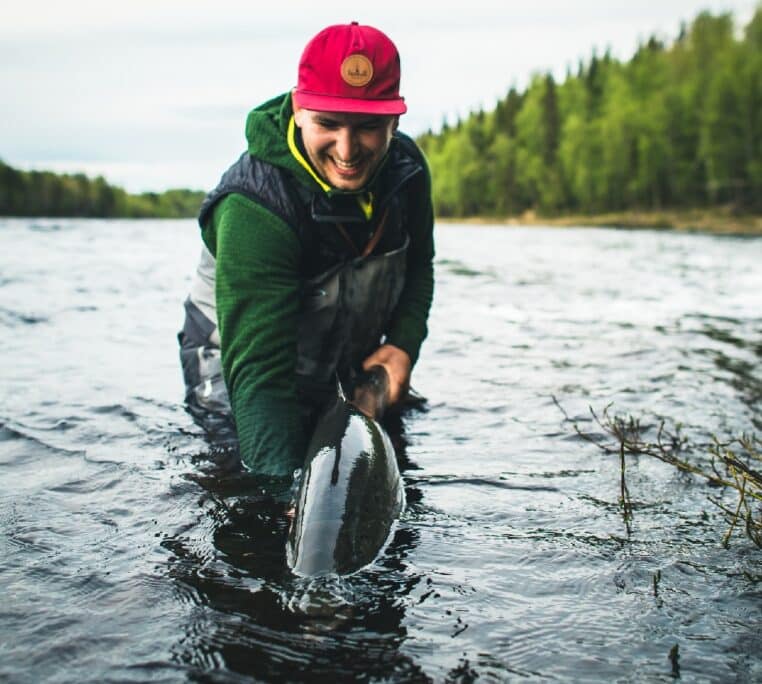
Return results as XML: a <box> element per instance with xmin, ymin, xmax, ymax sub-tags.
<box><xmin>340</xmin><ymin>54</ymin><xmax>373</xmax><ymax>87</ymax></box>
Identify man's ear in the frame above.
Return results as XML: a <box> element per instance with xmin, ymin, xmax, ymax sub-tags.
<box><xmin>392</xmin><ymin>116</ymin><xmax>399</xmax><ymax>132</ymax></box>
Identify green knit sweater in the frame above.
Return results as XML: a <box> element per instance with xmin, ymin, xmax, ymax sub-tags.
<box><xmin>201</xmin><ymin>93</ymin><xmax>434</xmax><ymax>477</ymax></box>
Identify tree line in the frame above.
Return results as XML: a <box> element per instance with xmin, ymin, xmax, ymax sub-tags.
<box><xmin>417</xmin><ymin>9</ymin><xmax>762</xmax><ymax>217</ymax></box>
<box><xmin>0</xmin><ymin>160</ymin><xmax>204</xmax><ymax>218</ymax></box>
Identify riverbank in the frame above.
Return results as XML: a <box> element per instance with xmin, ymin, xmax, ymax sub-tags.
<box><xmin>438</xmin><ymin>207</ymin><xmax>762</xmax><ymax>236</ymax></box>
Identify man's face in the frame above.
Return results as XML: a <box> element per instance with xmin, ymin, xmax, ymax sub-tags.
<box><xmin>293</xmin><ymin>105</ymin><xmax>397</xmax><ymax>191</ymax></box>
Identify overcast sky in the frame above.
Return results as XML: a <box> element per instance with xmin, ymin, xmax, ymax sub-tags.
<box><xmin>1</xmin><ymin>0</ymin><xmax>757</xmax><ymax>192</ymax></box>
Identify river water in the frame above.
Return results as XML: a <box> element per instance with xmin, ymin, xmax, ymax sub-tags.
<box><xmin>1</xmin><ymin>219</ymin><xmax>760</xmax><ymax>682</ymax></box>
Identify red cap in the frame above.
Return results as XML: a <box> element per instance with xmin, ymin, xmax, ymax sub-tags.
<box><xmin>293</xmin><ymin>22</ymin><xmax>407</xmax><ymax>115</ymax></box>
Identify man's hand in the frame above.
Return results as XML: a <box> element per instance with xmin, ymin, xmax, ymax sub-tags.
<box><xmin>362</xmin><ymin>344</ymin><xmax>411</xmax><ymax>406</ymax></box>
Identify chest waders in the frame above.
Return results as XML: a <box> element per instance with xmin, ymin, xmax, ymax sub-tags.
<box><xmin>296</xmin><ymin>230</ymin><xmax>408</xmax><ymax>404</ymax></box>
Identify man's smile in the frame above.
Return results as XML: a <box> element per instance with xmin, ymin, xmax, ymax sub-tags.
<box><xmin>330</xmin><ymin>156</ymin><xmax>366</xmax><ymax>175</ymax></box>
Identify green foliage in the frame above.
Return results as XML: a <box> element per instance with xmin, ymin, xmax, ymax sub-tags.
<box><xmin>419</xmin><ymin>8</ymin><xmax>762</xmax><ymax>217</ymax></box>
<box><xmin>0</xmin><ymin>160</ymin><xmax>204</xmax><ymax>218</ymax></box>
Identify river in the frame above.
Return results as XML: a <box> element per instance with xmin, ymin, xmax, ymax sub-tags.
<box><xmin>1</xmin><ymin>218</ymin><xmax>760</xmax><ymax>682</ymax></box>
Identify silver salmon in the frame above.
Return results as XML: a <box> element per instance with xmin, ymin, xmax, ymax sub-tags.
<box><xmin>286</xmin><ymin>368</ymin><xmax>405</xmax><ymax>576</ymax></box>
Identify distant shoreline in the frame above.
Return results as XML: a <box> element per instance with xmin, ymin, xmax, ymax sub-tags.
<box><xmin>437</xmin><ymin>208</ymin><xmax>762</xmax><ymax>236</ymax></box>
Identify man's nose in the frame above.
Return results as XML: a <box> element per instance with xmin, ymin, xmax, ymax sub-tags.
<box><xmin>335</xmin><ymin>127</ymin><xmax>357</xmax><ymax>162</ymax></box>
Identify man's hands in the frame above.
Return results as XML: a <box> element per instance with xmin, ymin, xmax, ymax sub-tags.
<box><xmin>362</xmin><ymin>344</ymin><xmax>411</xmax><ymax>406</ymax></box>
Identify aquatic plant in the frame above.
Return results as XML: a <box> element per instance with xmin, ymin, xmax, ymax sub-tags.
<box><xmin>554</xmin><ymin>398</ymin><xmax>762</xmax><ymax>547</ymax></box>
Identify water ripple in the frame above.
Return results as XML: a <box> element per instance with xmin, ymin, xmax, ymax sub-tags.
<box><xmin>410</xmin><ymin>474</ymin><xmax>559</xmax><ymax>492</ymax></box>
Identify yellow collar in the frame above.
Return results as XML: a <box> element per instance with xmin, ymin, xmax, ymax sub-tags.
<box><xmin>287</xmin><ymin>115</ymin><xmax>330</xmax><ymax>193</ymax></box>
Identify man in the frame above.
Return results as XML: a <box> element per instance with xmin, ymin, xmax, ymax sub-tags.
<box><xmin>179</xmin><ymin>22</ymin><xmax>434</xmax><ymax>478</ymax></box>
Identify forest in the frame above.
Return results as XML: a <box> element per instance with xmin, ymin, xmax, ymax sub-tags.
<box><xmin>0</xmin><ymin>161</ymin><xmax>204</xmax><ymax>218</ymax></box>
<box><xmin>416</xmin><ymin>9</ymin><xmax>762</xmax><ymax>218</ymax></box>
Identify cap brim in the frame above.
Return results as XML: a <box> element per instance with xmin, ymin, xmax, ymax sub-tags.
<box><xmin>293</xmin><ymin>90</ymin><xmax>407</xmax><ymax>115</ymax></box>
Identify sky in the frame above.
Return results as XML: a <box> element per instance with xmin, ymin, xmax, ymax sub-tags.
<box><xmin>1</xmin><ymin>0</ymin><xmax>757</xmax><ymax>192</ymax></box>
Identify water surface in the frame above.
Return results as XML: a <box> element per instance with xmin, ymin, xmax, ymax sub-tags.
<box><xmin>1</xmin><ymin>219</ymin><xmax>760</xmax><ymax>682</ymax></box>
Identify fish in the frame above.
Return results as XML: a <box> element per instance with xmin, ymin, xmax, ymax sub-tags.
<box><xmin>286</xmin><ymin>366</ymin><xmax>405</xmax><ymax>577</ymax></box>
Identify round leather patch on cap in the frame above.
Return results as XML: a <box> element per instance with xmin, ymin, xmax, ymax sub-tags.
<box><xmin>340</xmin><ymin>54</ymin><xmax>373</xmax><ymax>87</ymax></box>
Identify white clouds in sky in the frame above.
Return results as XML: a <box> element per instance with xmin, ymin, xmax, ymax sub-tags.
<box><xmin>1</xmin><ymin>0</ymin><xmax>756</xmax><ymax>191</ymax></box>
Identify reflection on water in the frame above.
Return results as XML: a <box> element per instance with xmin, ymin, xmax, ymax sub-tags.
<box><xmin>0</xmin><ymin>218</ymin><xmax>761</xmax><ymax>682</ymax></box>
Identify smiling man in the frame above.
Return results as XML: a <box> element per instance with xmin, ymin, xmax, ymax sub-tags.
<box><xmin>178</xmin><ymin>22</ymin><xmax>434</xmax><ymax>477</ymax></box>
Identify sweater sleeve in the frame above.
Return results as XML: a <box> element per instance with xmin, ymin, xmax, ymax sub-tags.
<box><xmin>385</xmin><ymin>151</ymin><xmax>435</xmax><ymax>366</ymax></box>
<box><xmin>206</xmin><ymin>193</ymin><xmax>305</xmax><ymax>477</ymax></box>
